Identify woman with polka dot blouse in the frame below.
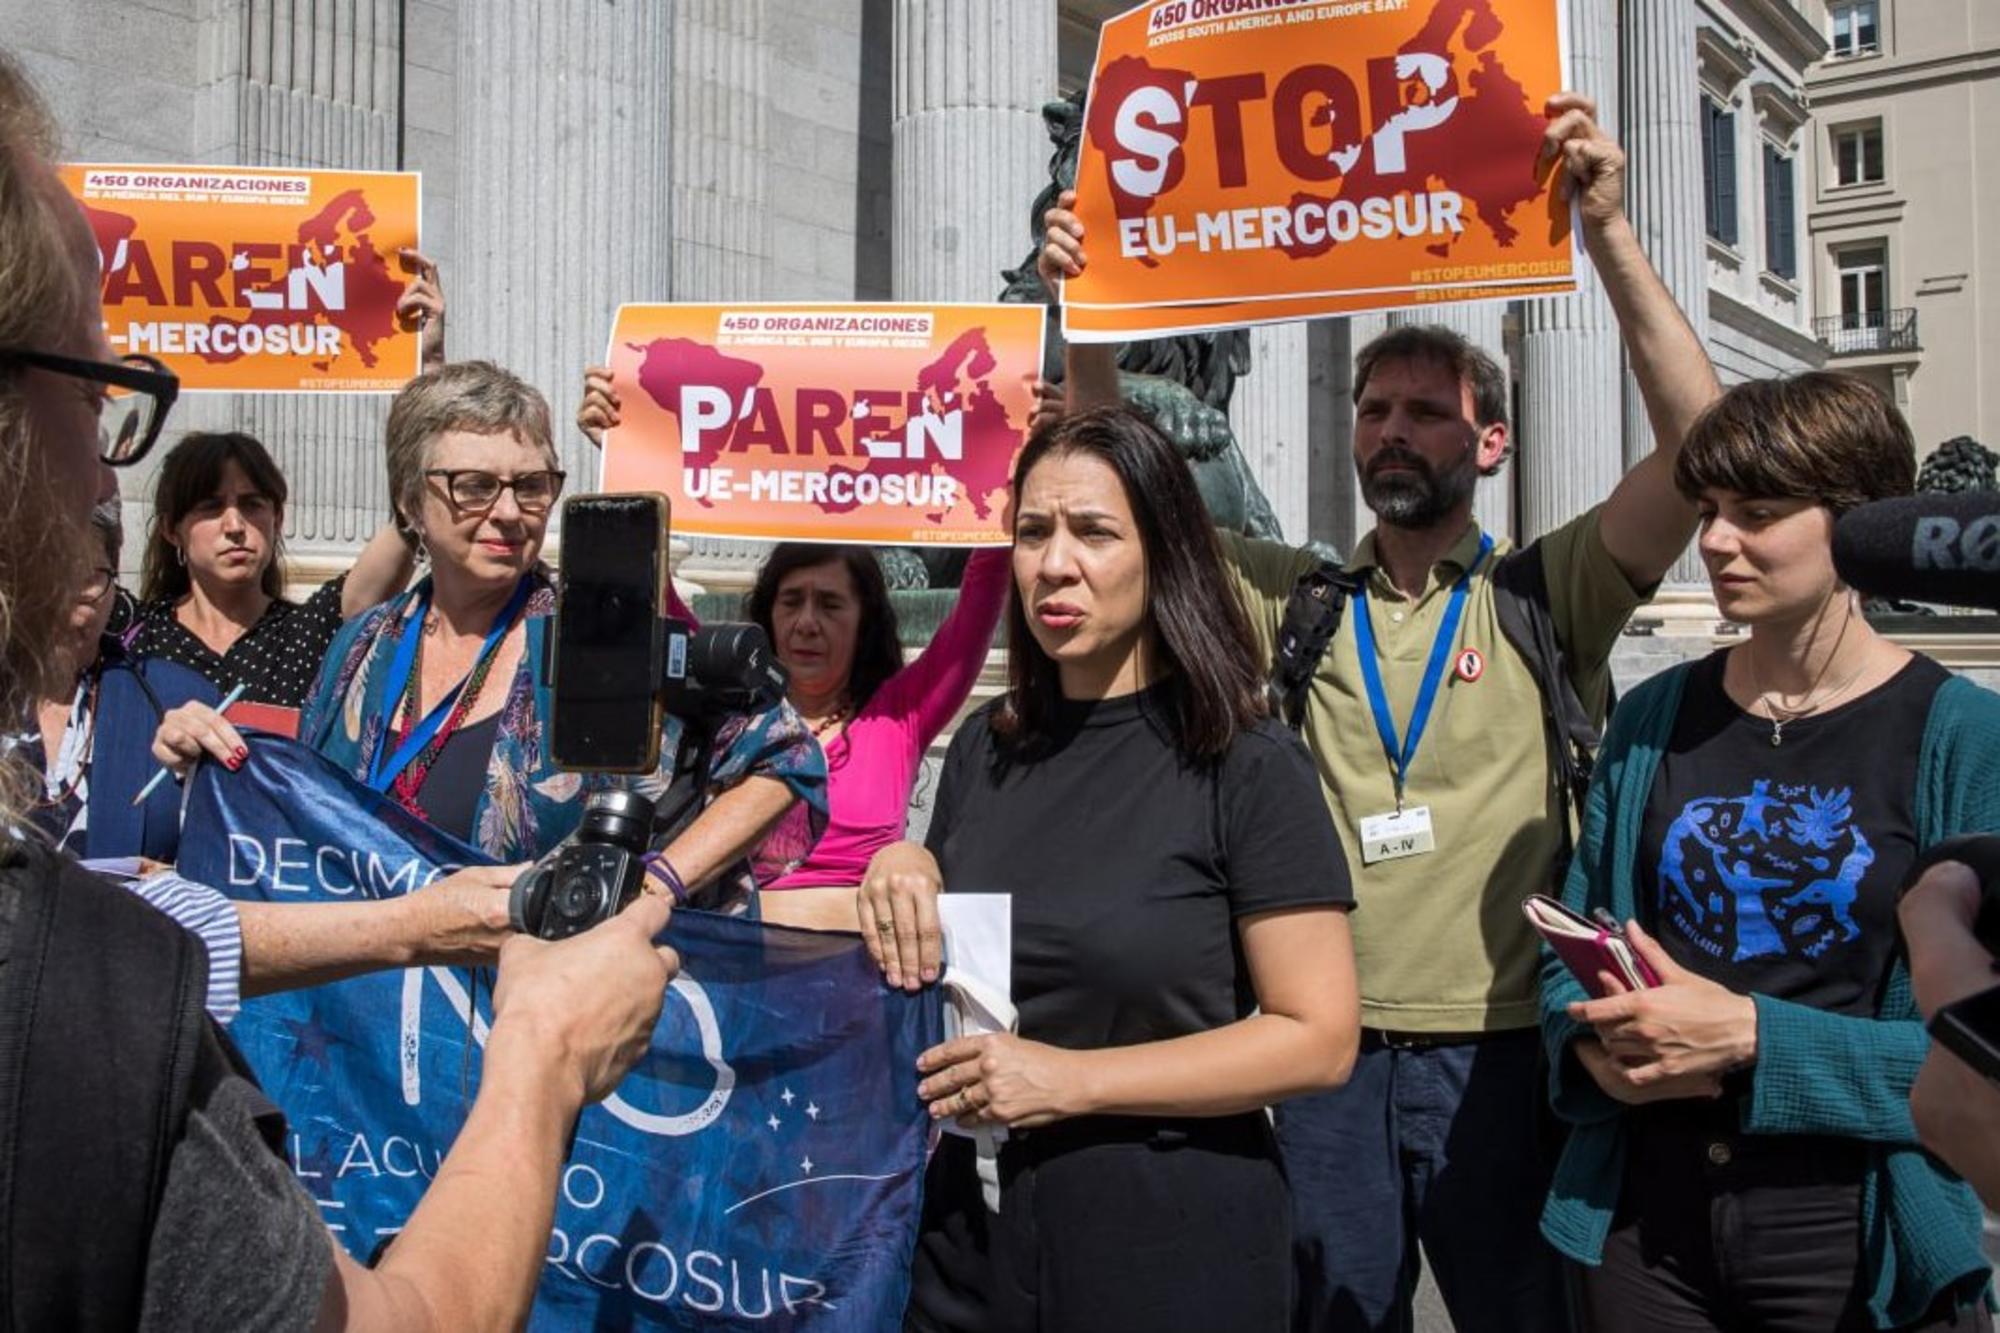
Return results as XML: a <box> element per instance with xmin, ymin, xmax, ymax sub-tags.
<box><xmin>124</xmin><ymin>431</ymin><xmax>417</xmax><ymax>709</ymax></box>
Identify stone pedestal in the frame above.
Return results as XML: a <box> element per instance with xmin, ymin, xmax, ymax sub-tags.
<box><xmin>1518</xmin><ymin>0</ymin><xmax>1627</xmax><ymax>546</ymax></box>
<box><xmin>891</xmin><ymin>0</ymin><xmax>1056</xmax><ymax>302</ymax></box>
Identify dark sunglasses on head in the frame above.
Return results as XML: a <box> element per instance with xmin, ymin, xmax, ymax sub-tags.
<box><xmin>0</xmin><ymin>348</ymin><xmax>180</xmax><ymax>467</ymax></box>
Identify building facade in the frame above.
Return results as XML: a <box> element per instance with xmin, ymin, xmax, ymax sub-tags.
<box><xmin>1805</xmin><ymin>0</ymin><xmax>2000</xmax><ymax>455</ymax></box>
<box><xmin>0</xmin><ymin>0</ymin><xmax>1980</xmax><ymax>607</ymax></box>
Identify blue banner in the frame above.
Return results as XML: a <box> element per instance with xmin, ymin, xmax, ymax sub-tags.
<box><xmin>178</xmin><ymin>736</ymin><xmax>942</xmax><ymax>1330</ymax></box>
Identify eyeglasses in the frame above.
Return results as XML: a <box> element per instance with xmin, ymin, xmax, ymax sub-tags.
<box><xmin>424</xmin><ymin>468</ymin><xmax>567</xmax><ymax>514</ymax></box>
<box><xmin>79</xmin><ymin>566</ymin><xmax>116</xmax><ymax>606</ymax></box>
<box><xmin>0</xmin><ymin>348</ymin><xmax>179</xmax><ymax>467</ymax></box>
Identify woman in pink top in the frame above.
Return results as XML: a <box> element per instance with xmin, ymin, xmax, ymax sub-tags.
<box><xmin>747</xmin><ymin>542</ymin><xmax>1010</xmax><ymax>930</ymax></box>
<box><xmin>577</xmin><ymin>364</ymin><xmax>1024</xmax><ymax>927</ymax></box>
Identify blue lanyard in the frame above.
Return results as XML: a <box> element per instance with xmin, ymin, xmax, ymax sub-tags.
<box><xmin>366</xmin><ymin>576</ymin><xmax>534</xmax><ymax>792</ymax></box>
<box><xmin>1351</xmin><ymin>533</ymin><xmax>1493</xmax><ymax>807</ymax></box>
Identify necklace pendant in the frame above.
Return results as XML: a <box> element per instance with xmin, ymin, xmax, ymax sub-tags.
<box><xmin>1770</xmin><ymin>723</ymin><xmax>1784</xmax><ymax>747</ymax></box>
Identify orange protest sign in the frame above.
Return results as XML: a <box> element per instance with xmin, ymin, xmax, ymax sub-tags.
<box><xmin>60</xmin><ymin>164</ymin><xmax>422</xmax><ymax>392</ymax></box>
<box><xmin>601</xmin><ymin>304</ymin><xmax>1046</xmax><ymax>546</ymax></box>
<box><xmin>1064</xmin><ymin>0</ymin><xmax>1574</xmax><ymax>341</ymax></box>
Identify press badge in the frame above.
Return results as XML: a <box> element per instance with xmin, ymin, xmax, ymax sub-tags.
<box><xmin>1359</xmin><ymin>806</ymin><xmax>1436</xmax><ymax>864</ymax></box>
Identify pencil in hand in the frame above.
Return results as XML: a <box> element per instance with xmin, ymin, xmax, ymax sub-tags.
<box><xmin>131</xmin><ymin>682</ymin><xmax>249</xmax><ymax>806</ymax></box>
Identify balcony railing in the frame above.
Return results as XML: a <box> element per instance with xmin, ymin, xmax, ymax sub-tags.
<box><xmin>1815</xmin><ymin>308</ymin><xmax>1919</xmax><ymax>355</ymax></box>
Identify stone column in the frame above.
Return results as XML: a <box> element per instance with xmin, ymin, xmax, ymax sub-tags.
<box><xmin>196</xmin><ymin>0</ymin><xmax>408</xmax><ymax>576</ymax></box>
<box><xmin>1389</xmin><ymin>305</ymin><xmax>1512</xmax><ymax>539</ymax></box>
<box><xmin>1229</xmin><ymin>322</ymin><xmax>1313</xmax><ymax>543</ymax></box>
<box><xmin>673</xmin><ymin>1</ymin><xmax>772</xmax><ymax>302</ymax></box>
<box><xmin>452</xmin><ymin>0</ymin><xmax>674</xmax><ymax>497</ymax></box>
<box><xmin>1318</xmin><ymin>312</ymin><xmax>1390</xmax><ymax>553</ymax></box>
<box><xmin>891</xmin><ymin>0</ymin><xmax>1056</xmax><ymax>302</ymax></box>
<box><xmin>1621</xmin><ymin>0</ymin><xmax>1710</xmax><ymax>469</ymax></box>
<box><xmin>1306</xmin><ymin>320</ymin><xmax>1361</xmax><ymax>554</ymax></box>
<box><xmin>1518</xmin><ymin>0</ymin><xmax>1625</xmax><ymax>543</ymax></box>
<box><xmin>670</xmin><ymin>0</ymin><xmax>773</xmax><ymax>592</ymax></box>
<box><xmin>1622</xmin><ymin>0</ymin><xmax>1710</xmax><ymax>583</ymax></box>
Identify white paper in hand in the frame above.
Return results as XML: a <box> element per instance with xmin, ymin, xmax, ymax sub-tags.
<box><xmin>935</xmin><ymin>893</ymin><xmax>1013</xmax><ymax>1210</ymax></box>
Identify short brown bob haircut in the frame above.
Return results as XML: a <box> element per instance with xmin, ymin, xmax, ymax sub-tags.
<box><xmin>1674</xmin><ymin>372</ymin><xmax>1916</xmax><ymax>514</ymax></box>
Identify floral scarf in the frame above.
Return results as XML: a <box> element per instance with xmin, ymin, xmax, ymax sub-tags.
<box><xmin>300</xmin><ymin>569</ymin><xmax>827</xmax><ymax>897</ymax></box>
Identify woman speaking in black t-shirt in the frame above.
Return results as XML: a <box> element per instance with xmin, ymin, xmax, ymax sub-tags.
<box><xmin>861</xmin><ymin>405</ymin><xmax>1360</xmax><ymax>1333</ymax></box>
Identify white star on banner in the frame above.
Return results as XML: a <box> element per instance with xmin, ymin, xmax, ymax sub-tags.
<box><xmin>806</xmin><ymin>1102</ymin><xmax>821</xmax><ymax>1121</ymax></box>
<box><xmin>780</xmin><ymin>1087</ymin><xmax>796</xmax><ymax>1107</ymax></box>
<box><xmin>767</xmin><ymin>1114</ymin><xmax>780</xmax><ymax>1132</ymax></box>
<box><xmin>800</xmin><ymin>1155</ymin><xmax>815</xmax><ymax>1176</ymax></box>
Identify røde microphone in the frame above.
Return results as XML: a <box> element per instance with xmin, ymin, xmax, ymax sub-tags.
<box><xmin>1832</xmin><ymin>492</ymin><xmax>2000</xmax><ymax>611</ymax></box>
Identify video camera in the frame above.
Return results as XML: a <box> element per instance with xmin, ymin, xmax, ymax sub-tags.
<box><xmin>510</xmin><ymin>493</ymin><xmax>789</xmax><ymax>940</ymax></box>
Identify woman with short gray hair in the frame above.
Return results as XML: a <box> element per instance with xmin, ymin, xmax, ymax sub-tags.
<box><xmin>383</xmin><ymin>357</ymin><xmax>560</xmax><ymax>553</ymax></box>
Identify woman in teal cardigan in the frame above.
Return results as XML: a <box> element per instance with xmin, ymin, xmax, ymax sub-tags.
<box><xmin>1539</xmin><ymin>373</ymin><xmax>1999</xmax><ymax>1332</ymax></box>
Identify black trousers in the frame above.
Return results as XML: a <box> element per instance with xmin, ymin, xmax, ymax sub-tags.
<box><xmin>906</xmin><ymin>1114</ymin><xmax>1292</xmax><ymax>1333</ymax></box>
<box><xmin>1572</xmin><ymin>1106</ymin><xmax>1991</xmax><ymax>1333</ymax></box>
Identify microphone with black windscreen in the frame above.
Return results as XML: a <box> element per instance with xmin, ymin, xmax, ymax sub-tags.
<box><xmin>1847</xmin><ymin>492</ymin><xmax>2000</xmax><ymax>1084</ymax></box>
<box><xmin>1831</xmin><ymin>492</ymin><xmax>2000</xmax><ymax>611</ymax></box>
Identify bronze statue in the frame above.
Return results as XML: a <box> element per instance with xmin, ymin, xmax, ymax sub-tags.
<box><xmin>910</xmin><ymin>91</ymin><xmax>1290</xmax><ymax>594</ymax></box>
<box><xmin>999</xmin><ymin>93</ymin><xmax>1285</xmax><ymax>541</ymax></box>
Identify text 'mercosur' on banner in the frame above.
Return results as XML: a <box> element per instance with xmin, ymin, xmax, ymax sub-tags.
<box><xmin>1063</xmin><ymin>0</ymin><xmax>1576</xmax><ymax>341</ymax></box>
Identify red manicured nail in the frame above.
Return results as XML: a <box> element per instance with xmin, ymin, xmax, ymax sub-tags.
<box><xmin>225</xmin><ymin>756</ymin><xmax>241</xmax><ymax>771</ymax></box>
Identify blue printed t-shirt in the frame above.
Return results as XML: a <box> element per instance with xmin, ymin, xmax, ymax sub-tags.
<box><xmin>1638</xmin><ymin>649</ymin><xmax>1949</xmax><ymax>1016</ymax></box>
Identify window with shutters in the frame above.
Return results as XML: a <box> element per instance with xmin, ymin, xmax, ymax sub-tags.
<box><xmin>1703</xmin><ymin>100</ymin><xmax>1739</xmax><ymax>246</ymax></box>
<box><xmin>1831</xmin><ymin>123</ymin><xmax>1884</xmax><ymax>186</ymax></box>
<box><xmin>1763</xmin><ymin>147</ymin><xmax>1797</xmax><ymax>280</ymax></box>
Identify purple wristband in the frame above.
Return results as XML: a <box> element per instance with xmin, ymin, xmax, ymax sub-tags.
<box><xmin>642</xmin><ymin>852</ymin><xmax>688</xmax><ymax>905</ymax></box>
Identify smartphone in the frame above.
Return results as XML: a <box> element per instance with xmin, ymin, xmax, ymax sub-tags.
<box><xmin>1931</xmin><ymin>982</ymin><xmax>2000</xmax><ymax>1086</ymax></box>
<box><xmin>550</xmin><ymin>493</ymin><xmax>668</xmax><ymax>772</ymax></box>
